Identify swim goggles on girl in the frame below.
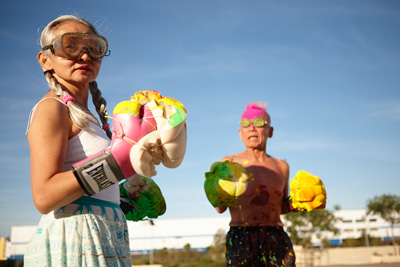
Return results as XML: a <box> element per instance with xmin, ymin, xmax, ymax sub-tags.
<box><xmin>42</xmin><ymin>32</ymin><xmax>110</xmax><ymax>60</ymax></box>
<box><xmin>239</xmin><ymin>118</ymin><xmax>268</xmax><ymax>128</ymax></box>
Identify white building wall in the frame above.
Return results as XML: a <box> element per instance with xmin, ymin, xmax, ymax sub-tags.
<box><xmin>331</xmin><ymin>209</ymin><xmax>400</xmax><ymax>243</ymax></box>
<box><xmin>7</xmin><ymin>225</ymin><xmax>37</xmax><ymax>259</ymax></box>
<box><xmin>128</xmin><ymin>210</ymin><xmax>400</xmax><ymax>252</ymax></box>
<box><xmin>3</xmin><ymin>209</ymin><xmax>400</xmax><ymax>257</ymax></box>
<box><xmin>127</xmin><ymin>216</ymin><xmax>230</xmax><ymax>253</ymax></box>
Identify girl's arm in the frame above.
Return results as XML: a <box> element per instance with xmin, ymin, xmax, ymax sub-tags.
<box><xmin>28</xmin><ymin>98</ymin><xmax>85</xmax><ymax>214</ymax></box>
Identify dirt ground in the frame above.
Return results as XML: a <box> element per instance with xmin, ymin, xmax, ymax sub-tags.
<box><xmin>326</xmin><ymin>264</ymin><xmax>399</xmax><ymax>267</ymax></box>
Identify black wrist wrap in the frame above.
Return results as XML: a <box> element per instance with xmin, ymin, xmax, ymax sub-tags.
<box><xmin>73</xmin><ymin>150</ymin><xmax>124</xmax><ymax>196</ymax></box>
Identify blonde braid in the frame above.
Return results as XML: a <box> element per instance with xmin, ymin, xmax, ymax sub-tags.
<box><xmin>90</xmin><ymin>81</ymin><xmax>112</xmax><ymax>139</ymax></box>
<box><xmin>44</xmin><ymin>71</ymin><xmax>97</xmax><ymax>130</ymax></box>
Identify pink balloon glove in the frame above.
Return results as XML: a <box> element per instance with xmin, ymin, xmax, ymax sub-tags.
<box><xmin>72</xmin><ymin>91</ymin><xmax>158</xmax><ymax>195</ymax></box>
<box><xmin>110</xmin><ymin>91</ymin><xmax>158</xmax><ymax>179</ymax></box>
<box><xmin>129</xmin><ymin>91</ymin><xmax>187</xmax><ymax>178</ymax></box>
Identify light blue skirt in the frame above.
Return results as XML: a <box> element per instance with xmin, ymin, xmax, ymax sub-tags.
<box><xmin>24</xmin><ymin>196</ymin><xmax>131</xmax><ymax>267</ymax></box>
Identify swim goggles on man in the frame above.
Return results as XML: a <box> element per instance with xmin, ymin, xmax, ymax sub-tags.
<box><xmin>239</xmin><ymin>118</ymin><xmax>268</xmax><ymax>128</ymax></box>
<box><xmin>42</xmin><ymin>32</ymin><xmax>110</xmax><ymax>60</ymax></box>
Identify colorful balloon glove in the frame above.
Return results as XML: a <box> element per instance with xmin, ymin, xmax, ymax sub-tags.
<box><xmin>72</xmin><ymin>91</ymin><xmax>158</xmax><ymax>196</ymax></box>
<box><xmin>290</xmin><ymin>170</ymin><xmax>327</xmax><ymax>212</ymax></box>
<box><xmin>204</xmin><ymin>161</ymin><xmax>250</xmax><ymax>208</ymax></box>
<box><xmin>120</xmin><ymin>174</ymin><xmax>166</xmax><ymax>221</ymax></box>
<box><xmin>112</xmin><ymin>90</ymin><xmax>187</xmax><ymax>178</ymax></box>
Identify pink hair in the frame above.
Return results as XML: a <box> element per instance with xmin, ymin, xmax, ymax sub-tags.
<box><xmin>241</xmin><ymin>102</ymin><xmax>268</xmax><ymax>119</ymax></box>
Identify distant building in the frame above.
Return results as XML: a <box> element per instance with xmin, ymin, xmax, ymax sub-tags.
<box><xmin>325</xmin><ymin>209</ymin><xmax>400</xmax><ymax>246</ymax></box>
<box><xmin>5</xmin><ymin>225</ymin><xmax>37</xmax><ymax>260</ymax></box>
<box><xmin>2</xmin><ymin>209</ymin><xmax>400</xmax><ymax>260</ymax></box>
<box><xmin>0</xmin><ymin>237</ymin><xmax>8</xmax><ymax>260</ymax></box>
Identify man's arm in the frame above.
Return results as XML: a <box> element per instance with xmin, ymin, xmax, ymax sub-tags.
<box><xmin>280</xmin><ymin>160</ymin><xmax>295</xmax><ymax>214</ymax></box>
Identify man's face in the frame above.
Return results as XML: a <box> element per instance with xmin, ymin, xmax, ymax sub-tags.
<box><xmin>239</xmin><ymin>116</ymin><xmax>273</xmax><ymax>150</ymax></box>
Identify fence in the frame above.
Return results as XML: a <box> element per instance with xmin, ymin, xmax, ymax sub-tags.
<box><xmin>294</xmin><ymin>245</ymin><xmax>400</xmax><ymax>266</ymax></box>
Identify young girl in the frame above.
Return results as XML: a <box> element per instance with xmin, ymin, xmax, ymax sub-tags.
<box><xmin>24</xmin><ymin>15</ymin><xmax>131</xmax><ymax>266</ymax></box>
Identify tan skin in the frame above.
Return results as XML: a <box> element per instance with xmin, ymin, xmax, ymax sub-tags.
<box><xmin>28</xmin><ymin>21</ymin><xmax>102</xmax><ymax>214</ymax></box>
<box><xmin>216</xmin><ymin>114</ymin><xmax>292</xmax><ymax>227</ymax></box>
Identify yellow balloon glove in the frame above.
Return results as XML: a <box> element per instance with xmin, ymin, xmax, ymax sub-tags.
<box><xmin>204</xmin><ymin>161</ymin><xmax>250</xmax><ymax>207</ymax></box>
<box><xmin>290</xmin><ymin>170</ymin><xmax>327</xmax><ymax>212</ymax></box>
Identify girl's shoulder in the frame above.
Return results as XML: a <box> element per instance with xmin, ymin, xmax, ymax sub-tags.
<box><xmin>32</xmin><ymin>96</ymin><xmax>69</xmax><ymax>121</ymax></box>
<box><xmin>26</xmin><ymin>95</ymin><xmax>71</xmax><ymax>135</ymax></box>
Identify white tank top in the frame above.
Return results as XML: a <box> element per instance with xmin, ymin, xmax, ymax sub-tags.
<box><xmin>26</xmin><ymin>97</ymin><xmax>119</xmax><ymax>204</ymax></box>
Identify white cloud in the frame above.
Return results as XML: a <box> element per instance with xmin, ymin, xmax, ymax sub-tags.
<box><xmin>274</xmin><ymin>137</ymin><xmax>341</xmax><ymax>151</ymax></box>
<box><xmin>366</xmin><ymin>99</ymin><xmax>400</xmax><ymax>121</ymax></box>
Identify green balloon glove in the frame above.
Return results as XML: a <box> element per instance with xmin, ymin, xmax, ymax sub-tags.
<box><xmin>120</xmin><ymin>175</ymin><xmax>166</xmax><ymax>221</ymax></box>
<box><xmin>204</xmin><ymin>161</ymin><xmax>250</xmax><ymax>207</ymax></box>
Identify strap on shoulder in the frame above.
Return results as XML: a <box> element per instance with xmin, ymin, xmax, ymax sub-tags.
<box><xmin>26</xmin><ymin>97</ymin><xmax>67</xmax><ymax>135</ymax></box>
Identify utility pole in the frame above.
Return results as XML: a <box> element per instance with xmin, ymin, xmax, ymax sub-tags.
<box><xmin>149</xmin><ymin>219</ymin><xmax>154</xmax><ymax>265</ymax></box>
<box><xmin>363</xmin><ymin>215</ymin><xmax>370</xmax><ymax>247</ymax></box>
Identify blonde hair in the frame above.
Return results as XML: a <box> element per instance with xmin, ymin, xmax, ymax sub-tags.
<box><xmin>40</xmin><ymin>15</ymin><xmax>112</xmax><ymax>138</ymax></box>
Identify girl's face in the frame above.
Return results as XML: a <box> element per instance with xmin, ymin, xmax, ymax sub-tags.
<box><xmin>38</xmin><ymin>21</ymin><xmax>102</xmax><ymax>90</ymax></box>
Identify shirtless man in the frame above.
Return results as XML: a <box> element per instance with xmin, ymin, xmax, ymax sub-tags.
<box><xmin>216</xmin><ymin>102</ymin><xmax>296</xmax><ymax>267</ymax></box>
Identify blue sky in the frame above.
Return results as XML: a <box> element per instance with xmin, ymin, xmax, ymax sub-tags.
<box><xmin>1</xmin><ymin>0</ymin><xmax>399</xmax><ymax>237</ymax></box>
